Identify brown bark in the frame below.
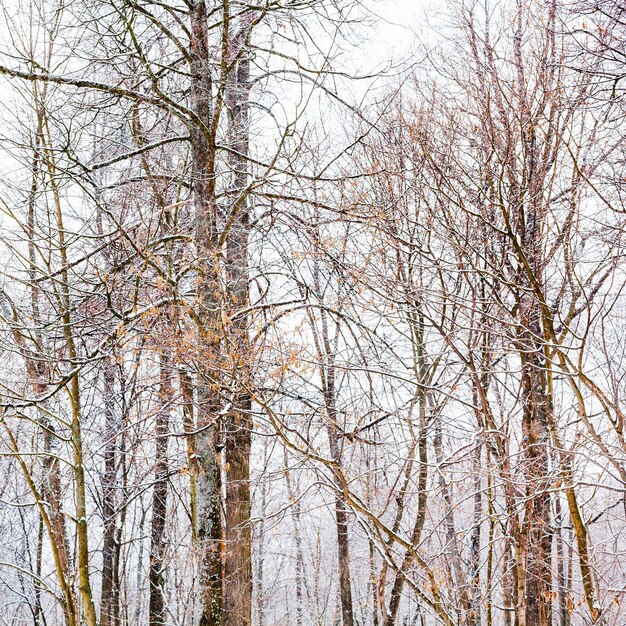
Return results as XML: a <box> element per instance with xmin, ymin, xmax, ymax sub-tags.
<box><xmin>516</xmin><ymin>246</ymin><xmax>552</xmax><ymax>626</ymax></box>
<box><xmin>223</xmin><ymin>396</ymin><xmax>252</xmax><ymax>626</ymax></box>
<box><xmin>223</xmin><ymin>16</ymin><xmax>253</xmax><ymax>626</ymax></box>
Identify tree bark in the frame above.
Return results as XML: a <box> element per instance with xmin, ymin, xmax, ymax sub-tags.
<box><xmin>223</xmin><ymin>17</ymin><xmax>253</xmax><ymax>626</ymax></box>
<box><xmin>101</xmin><ymin>356</ymin><xmax>119</xmax><ymax>626</ymax></box>
<box><xmin>323</xmin><ymin>340</ymin><xmax>354</xmax><ymax>626</ymax></box>
<box><xmin>188</xmin><ymin>3</ymin><xmax>223</xmax><ymax>625</ymax></box>
<box><xmin>517</xmin><ymin>245</ymin><xmax>552</xmax><ymax>626</ymax></box>
<box><xmin>149</xmin><ymin>356</ymin><xmax>171</xmax><ymax>626</ymax></box>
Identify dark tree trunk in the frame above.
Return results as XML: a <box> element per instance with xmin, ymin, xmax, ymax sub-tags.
<box><xmin>323</xmin><ymin>345</ymin><xmax>354</xmax><ymax>626</ymax></box>
<box><xmin>149</xmin><ymin>357</ymin><xmax>171</xmax><ymax>626</ymax></box>
<box><xmin>517</xmin><ymin>209</ymin><xmax>552</xmax><ymax>626</ymax></box>
<box><xmin>519</xmin><ymin>339</ymin><xmax>553</xmax><ymax>626</ymax></box>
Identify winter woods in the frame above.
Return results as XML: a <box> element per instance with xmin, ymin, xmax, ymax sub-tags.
<box><xmin>0</xmin><ymin>0</ymin><xmax>625</xmax><ymax>625</ymax></box>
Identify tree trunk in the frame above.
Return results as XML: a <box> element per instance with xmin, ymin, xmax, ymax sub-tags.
<box><xmin>223</xmin><ymin>18</ymin><xmax>253</xmax><ymax>626</ymax></box>
<box><xmin>324</xmin><ymin>351</ymin><xmax>354</xmax><ymax>626</ymax></box>
<box><xmin>385</xmin><ymin>311</ymin><xmax>429</xmax><ymax>626</ymax></box>
<box><xmin>24</xmin><ymin>108</ymin><xmax>77</xmax><ymax>626</ymax></box>
<box><xmin>517</xmin><ymin>269</ymin><xmax>552</xmax><ymax>626</ymax></box>
<box><xmin>554</xmin><ymin>493</ymin><xmax>569</xmax><ymax>626</ymax></box>
<box><xmin>223</xmin><ymin>396</ymin><xmax>252</xmax><ymax>626</ymax></box>
<box><xmin>149</xmin><ymin>356</ymin><xmax>171</xmax><ymax>625</ymax></box>
<box><xmin>384</xmin><ymin>415</ymin><xmax>428</xmax><ymax>626</ymax></box>
<box><xmin>189</xmin><ymin>2</ymin><xmax>223</xmax><ymax>624</ymax></box>
<box><xmin>100</xmin><ymin>356</ymin><xmax>119</xmax><ymax>626</ymax></box>
<box><xmin>468</xmin><ymin>443</ymin><xmax>482</xmax><ymax>626</ymax></box>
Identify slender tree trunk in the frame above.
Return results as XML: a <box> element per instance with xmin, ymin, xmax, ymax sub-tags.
<box><xmin>180</xmin><ymin>368</ymin><xmax>198</xmax><ymax>543</ymax></box>
<box><xmin>134</xmin><ymin>507</ymin><xmax>148</xmax><ymax>625</ymax></box>
<box><xmin>309</xmin><ymin>320</ymin><xmax>356</xmax><ymax>626</ymax></box>
<box><xmin>549</xmin><ymin>413</ymin><xmax>600</xmax><ymax>624</ymax></box>
<box><xmin>365</xmin><ymin>451</ymin><xmax>379</xmax><ymax>626</ymax></box>
<box><xmin>554</xmin><ymin>493</ymin><xmax>569</xmax><ymax>626</ymax></box>
<box><xmin>468</xmin><ymin>442</ymin><xmax>482</xmax><ymax>626</ymax></box>
<box><xmin>485</xmin><ymin>457</ymin><xmax>494</xmax><ymax>626</ymax></box>
<box><xmin>23</xmin><ymin>104</ymin><xmax>77</xmax><ymax>626</ymax></box>
<box><xmin>101</xmin><ymin>356</ymin><xmax>119</xmax><ymax>626</ymax></box>
<box><xmin>42</xmin><ymin>112</ymin><xmax>99</xmax><ymax>626</ymax></box>
<box><xmin>433</xmin><ymin>415</ymin><xmax>470</xmax><ymax>615</ymax></box>
<box><xmin>385</xmin><ymin>311</ymin><xmax>429</xmax><ymax>626</ymax></box>
<box><xmin>149</xmin><ymin>356</ymin><xmax>172</xmax><ymax>625</ymax></box>
<box><xmin>284</xmin><ymin>449</ymin><xmax>308</xmax><ymax>626</ymax></box>
<box><xmin>34</xmin><ymin>513</ymin><xmax>44</xmax><ymax>626</ymax></box>
<box><xmin>322</xmin><ymin>339</ymin><xmax>354</xmax><ymax>626</ymax></box>
<box><xmin>384</xmin><ymin>409</ymin><xmax>428</xmax><ymax>626</ymax></box>
<box><xmin>307</xmin><ymin>226</ymin><xmax>355</xmax><ymax>626</ymax></box>
<box><xmin>255</xmin><ymin>446</ymin><xmax>270</xmax><ymax>626</ymax></box>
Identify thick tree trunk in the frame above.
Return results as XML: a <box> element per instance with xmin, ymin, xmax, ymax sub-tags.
<box><xmin>223</xmin><ymin>397</ymin><xmax>252</xmax><ymax>626</ymax></box>
<box><xmin>188</xmin><ymin>3</ymin><xmax>223</xmax><ymax>625</ymax></box>
<box><xmin>223</xmin><ymin>20</ymin><xmax>253</xmax><ymax>626</ymax></box>
<box><xmin>519</xmin><ymin>350</ymin><xmax>552</xmax><ymax>626</ymax></box>
<box><xmin>517</xmin><ymin>235</ymin><xmax>552</xmax><ymax>626</ymax></box>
